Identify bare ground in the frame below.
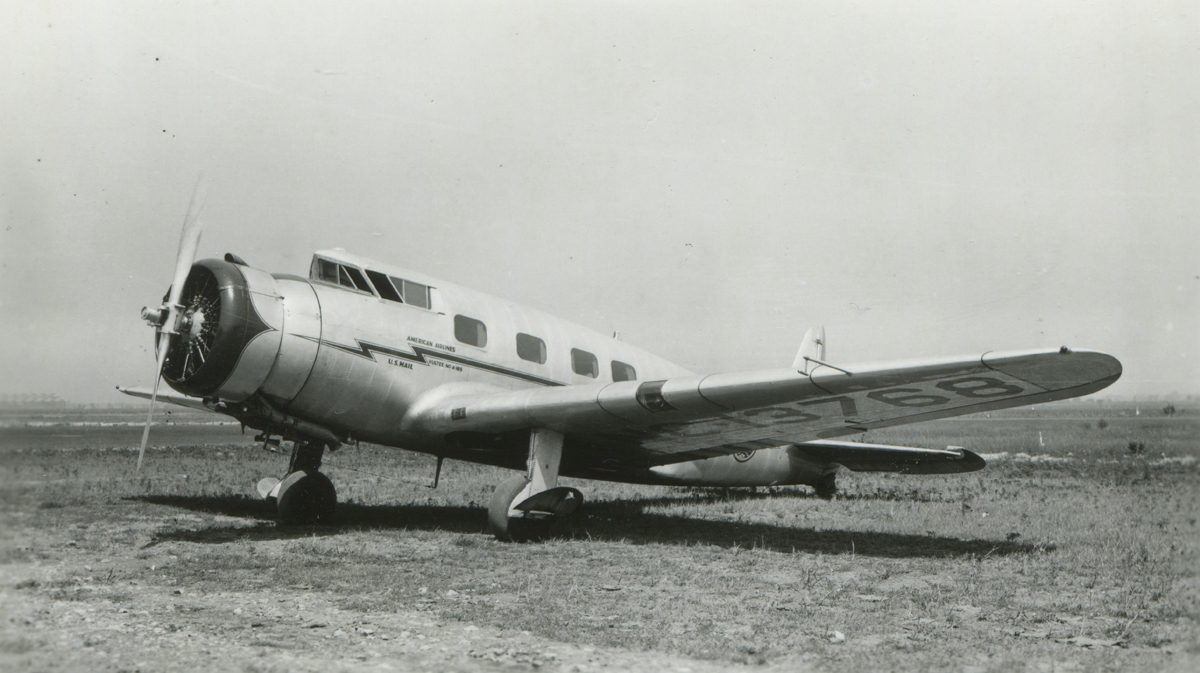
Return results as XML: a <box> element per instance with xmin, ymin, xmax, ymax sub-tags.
<box><xmin>2</xmin><ymin>408</ymin><xmax>1198</xmax><ymax>672</ymax></box>
<box><xmin>3</xmin><ymin>500</ymin><xmax>769</xmax><ymax>673</ymax></box>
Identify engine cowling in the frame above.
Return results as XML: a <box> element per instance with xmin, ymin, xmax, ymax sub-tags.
<box><xmin>160</xmin><ymin>259</ymin><xmax>287</xmax><ymax>402</ymax></box>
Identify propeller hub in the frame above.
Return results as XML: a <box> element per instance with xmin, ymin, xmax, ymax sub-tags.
<box><xmin>183</xmin><ymin>309</ymin><xmax>207</xmax><ymax>342</ymax></box>
<box><xmin>141</xmin><ymin>306</ymin><xmax>167</xmax><ymax>327</ymax></box>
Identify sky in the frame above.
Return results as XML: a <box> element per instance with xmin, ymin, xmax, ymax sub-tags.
<box><xmin>2</xmin><ymin>1</ymin><xmax>1197</xmax><ymax>403</ymax></box>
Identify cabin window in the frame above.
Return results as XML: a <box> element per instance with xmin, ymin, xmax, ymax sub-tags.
<box><xmin>454</xmin><ymin>315</ymin><xmax>487</xmax><ymax>348</ymax></box>
<box><xmin>571</xmin><ymin>349</ymin><xmax>599</xmax><ymax>378</ymax></box>
<box><xmin>366</xmin><ymin>270</ymin><xmax>403</xmax><ymax>302</ymax></box>
<box><xmin>611</xmin><ymin>360</ymin><xmax>637</xmax><ymax>382</ymax></box>
<box><xmin>516</xmin><ymin>333</ymin><xmax>546</xmax><ymax>364</ymax></box>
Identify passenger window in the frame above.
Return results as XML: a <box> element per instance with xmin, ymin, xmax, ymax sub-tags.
<box><xmin>611</xmin><ymin>360</ymin><xmax>637</xmax><ymax>382</ymax></box>
<box><xmin>366</xmin><ymin>270</ymin><xmax>403</xmax><ymax>302</ymax></box>
<box><xmin>454</xmin><ymin>315</ymin><xmax>487</xmax><ymax>347</ymax></box>
<box><xmin>571</xmin><ymin>349</ymin><xmax>599</xmax><ymax>378</ymax></box>
<box><xmin>516</xmin><ymin>333</ymin><xmax>546</xmax><ymax>364</ymax></box>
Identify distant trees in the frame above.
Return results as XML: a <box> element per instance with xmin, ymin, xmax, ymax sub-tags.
<box><xmin>1163</xmin><ymin>403</ymin><xmax>1177</xmax><ymax>416</ymax></box>
<box><xmin>0</xmin><ymin>393</ymin><xmax>69</xmax><ymax>409</ymax></box>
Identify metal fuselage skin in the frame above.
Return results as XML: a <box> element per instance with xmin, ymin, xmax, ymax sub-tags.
<box><xmin>169</xmin><ymin>250</ymin><xmax>828</xmax><ymax>487</ymax></box>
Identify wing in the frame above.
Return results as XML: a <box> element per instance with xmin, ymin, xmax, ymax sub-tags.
<box><xmin>117</xmin><ymin>385</ymin><xmax>217</xmax><ymax>412</ymax></box>
<box><xmin>406</xmin><ymin>348</ymin><xmax>1120</xmax><ymax>466</ymax></box>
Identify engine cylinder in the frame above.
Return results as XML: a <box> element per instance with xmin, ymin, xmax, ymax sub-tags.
<box><xmin>162</xmin><ymin>259</ymin><xmax>284</xmax><ymax>401</ymax></box>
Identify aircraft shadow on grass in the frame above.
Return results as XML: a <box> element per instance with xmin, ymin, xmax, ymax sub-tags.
<box><xmin>132</xmin><ymin>493</ymin><xmax>1046</xmax><ymax>559</ymax></box>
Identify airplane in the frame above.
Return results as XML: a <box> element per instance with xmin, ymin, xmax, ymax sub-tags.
<box><xmin>120</xmin><ymin>183</ymin><xmax>1122</xmax><ymax>541</ymax></box>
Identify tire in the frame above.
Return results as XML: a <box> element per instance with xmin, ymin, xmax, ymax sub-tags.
<box><xmin>815</xmin><ymin>472</ymin><xmax>837</xmax><ymax>500</ymax></box>
<box><xmin>487</xmin><ymin>474</ymin><xmax>550</xmax><ymax>542</ymax></box>
<box><xmin>276</xmin><ymin>470</ymin><xmax>337</xmax><ymax>525</ymax></box>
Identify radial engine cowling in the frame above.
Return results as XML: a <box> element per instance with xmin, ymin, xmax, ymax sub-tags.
<box><xmin>160</xmin><ymin>259</ymin><xmax>285</xmax><ymax>402</ymax></box>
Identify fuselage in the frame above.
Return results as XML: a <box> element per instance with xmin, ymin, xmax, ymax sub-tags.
<box><xmin>158</xmin><ymin>250</ymin><xmax>827</xmax><ymax>487</ymax></box>
<box><xmin>283</xmin><ymin>250</ymin><xmax>693</xmax><ymax>444</ymax></box>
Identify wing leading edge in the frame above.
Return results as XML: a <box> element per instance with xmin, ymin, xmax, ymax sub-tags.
<box><xmin>406</xmin><ymin>348</ymin><xmax>1120</xmax><ymax>465</ymax></box>
<box><xmin>117</xmin><ymin>385</ymin><xmax>216</xmax><ymax>412</ymax></box>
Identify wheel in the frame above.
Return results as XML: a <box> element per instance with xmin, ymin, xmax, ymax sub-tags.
<box><xmin>815</xmin><ymin>472</ymin><xmax>837</xmax><ymax>500</ymax></box>
<box><xmin>276</xmin><ymin>470</ymin><xmax>337</xmax><ymax>525</ymax></box>
<box><xmin>488</xmin><ymin>474</ymin><xmax>551</xmax><ymax>542</ymax></box>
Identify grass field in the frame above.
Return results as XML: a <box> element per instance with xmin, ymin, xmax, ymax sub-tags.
<box><xmin>1</xmin><ymin>403</ymin><xmax>1197</xmax><ymax>671</ymax></box>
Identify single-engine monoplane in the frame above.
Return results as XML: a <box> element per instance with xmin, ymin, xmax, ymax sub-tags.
<box><xmin>121</xmin><ymin>184</ymin><xmax>1121</xmax><ymax>540</ymax></box>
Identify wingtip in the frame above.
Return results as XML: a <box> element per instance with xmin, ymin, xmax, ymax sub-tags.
<box><xmin>983</xmin><ymin>348</ymin><xmax>1122</xmax><ymax>393</ymax></box>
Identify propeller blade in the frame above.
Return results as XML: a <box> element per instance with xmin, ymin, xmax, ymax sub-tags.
<box><xmin>137</xmin><ymin>330</ymin><xmax>172</xmax><ymax>471</ymax></box>
<box><xmin>138</xmin><ymin>175</ymin><xmax>206</xmax><ymax>471</ymax></box>
<box><xmin>166</xmin><ymin>174</ymin><xmax>208</xmax><ymax>309</ymax></box>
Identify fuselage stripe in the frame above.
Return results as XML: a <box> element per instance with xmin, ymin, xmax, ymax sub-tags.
<box><xmin>299</xmin><ymin>335</ymin><xmax>564</xmax><ymax>387</ymax></box>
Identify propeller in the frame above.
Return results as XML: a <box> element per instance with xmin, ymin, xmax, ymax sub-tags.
<box><xmin>137</xmin><ymin>175</ymin><xmax>208</xmax><ymax>471</ymax></box>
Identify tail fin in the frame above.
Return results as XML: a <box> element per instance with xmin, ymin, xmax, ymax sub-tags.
<box><xmin>792</xmin><ymin>326</ymin><xmax>826</xmax><ymax>374</ymax></box>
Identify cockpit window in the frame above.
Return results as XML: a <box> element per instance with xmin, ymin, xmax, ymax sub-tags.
<box><xmin>400</xmin><ymin>278</ymin><xmax>430</xmax><ymax>309</ymax></box>
<box><xmin>342</xmin><ymin>266</ymin><xmax>372</xmax><ymax>293</ymax></box>
<box><xmin>315</xmin><ymin>258</ymin><xmax>340</xmax><ymax>284</ymax></box>
<box><xmin>311</xmin><ymin>257</ymin><xmax>433</xmax><ymax>308</ymax></box>
<box><xmin>366</xmin><ymin>270</ymin><xmax>403</xmax><ymax>302</ymax></box>
<box><xmin>311</xmin><ymin>257</ymin><xmax>375</xmax><ymax>294</ymax></box>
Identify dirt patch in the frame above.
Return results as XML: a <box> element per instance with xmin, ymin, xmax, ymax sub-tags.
<box><xmin>2</xmin><ymin>416</ymin><xmax>1198</xmax><ymax>671</ymax></box>
<box><xmin>0</xmin><ymin>513</ymin><xmax>734</xmax><ymax>673</ymax></box>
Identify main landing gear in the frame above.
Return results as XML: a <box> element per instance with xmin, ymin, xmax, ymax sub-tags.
<box><xmin>814</xmin><ymin>471</ymin><xmax>838</xmax><ymax>500</ymax></box>
<box><xmin>257</xmin><ymin>441</ymin><xmax>337</xmax><ymax>525</ymax></box>
<box><xmin>488</xmin><ymin>428</ymin><xmax>582</xmax><ymax>542</ymax></box>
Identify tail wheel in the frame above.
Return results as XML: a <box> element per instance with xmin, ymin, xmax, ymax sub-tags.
<box><xmin>276</xmin><ymin>469</ymin><xmax>337</xmax><ymax>525</ymax></box>
<box><xmin>488</xmin><ymin>474</ymin><xmax>551</xmax><ymax>542</ymax></box>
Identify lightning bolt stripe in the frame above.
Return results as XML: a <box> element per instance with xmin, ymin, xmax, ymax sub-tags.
<box><xmin>299</xmin><ymin>336</ymin><xmax>565</xmax><ymax>387</ymax></box>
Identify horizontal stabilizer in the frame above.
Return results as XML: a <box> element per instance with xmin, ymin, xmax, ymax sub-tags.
<box><xmin>793</xmin><ymin>440</ymin><xmax>986</xmax><ymax>475</ymax></box>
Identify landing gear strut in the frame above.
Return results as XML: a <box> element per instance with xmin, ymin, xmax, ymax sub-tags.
<box><xmin>274</xmin><ymin>441</ymin><xmax>337</xmax><ymax>525</ymax></box>
<box><xmin>488</xmin><ymin>428</ymin><xmax>582</xmax><ymax>542</ymax></box>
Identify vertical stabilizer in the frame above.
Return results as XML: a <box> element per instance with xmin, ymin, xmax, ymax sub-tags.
<box><xmin>792</xmin><ymin>326</ymin><xmax>826</xmax><ymax>373</ymax></box>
